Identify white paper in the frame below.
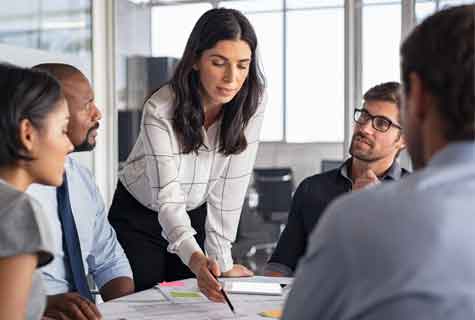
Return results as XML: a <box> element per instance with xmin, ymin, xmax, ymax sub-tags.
<box><xmin>220</xmin><ymin>275</ymin><xmax>293</xmax><ymax>286</ymax></box>
<box><xmin>223</xmin><ymin>282</ymin><xmax>283</xmax><ymax>296</ymax></box>
<box><xmin>99</xmin><ymin>278</ymin><xmax>287</xmax><ymax>320</ymax></box>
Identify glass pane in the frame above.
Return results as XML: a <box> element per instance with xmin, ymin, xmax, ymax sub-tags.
<box><xmin>364</xmin><ymin>0</ymin><xmax>401</xmax><ymax>4</ymax></box>
<box><xmin>287</xmin><ymin>0</ymin><xmax>344</xmax><ymax>9</ymax></box>
<box><xmin>416</xmin><ymin>0</ymin><xmax>474</xmax><ymax>23</ymax></box>
<box><xmin>362</xmin><ymin>1</ymin><xmax>401</xmax><ymax>93</ymax></box>
<box><xmin>286</xmin><ymin>7</ymin><xmax>344</xmax><ymax>142</ymax></box>
<box><xmin>223</xmin><ymin>3</ymin><xmax>284</xmax><ymax>141</ymax></box>
<box><xmin>151</xmin><ymin>3</ymin><xmax>212</xmax><ymax>58</ymax></box>
<box><xmin>415</xmin><ymin>1</ymin><xmax>436</xmax><ymax>22</ymax></box>
<box><xmin>0</xmin><ymin>1</ymin><xmax>92</xmax><ymax>60</ymax></box>
<box><xmin>220</xmin><ymin>0</ymin><xmax>283</xmax><ymax>12</ymax></box>
<box><xmin>440</xmin><ymin>0</ymin><xmax>475</xmax><ymax>8</ymax></box>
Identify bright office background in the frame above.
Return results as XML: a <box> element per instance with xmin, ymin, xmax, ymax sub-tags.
<box><xmin>149</xmin><ymin>0</ymin><xmax>472</xmax><ymax>143</ymax></box>
<box><xmin>0</xmin><ymin>0</ymin><xmax>473</xmax><ymax>202</ymax></box>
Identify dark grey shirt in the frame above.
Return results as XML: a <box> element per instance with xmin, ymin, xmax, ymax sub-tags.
<box><xmin>0</xmin><ymin>179</ymin><xmax>54</xmax><ymax>320</ymax></box>
<box><xmin>267</xmin><ymin>159</ymin><xmax>409</xmax><ymax>275</ymax></box>
<box><xmin>283</xmin><ymin>142</ymin><xmax>475</xmax><ymax>320</ymax></box>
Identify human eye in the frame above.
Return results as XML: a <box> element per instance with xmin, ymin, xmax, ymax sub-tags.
<box><xmin>238</xmin><ymin>62</ymin><xmax>250</xmax><ymax>70</ymax></box>
<box><xmin>360</xmin><ymin>110</ymin><xmax>371</xmax><ymax>121</ymax></box>
<box><xmin>374</xmin><ymin>117</ymin><xmax>390</xmax><ymax>130</ymax></box>
<box><xmin>211</xmin><ymin>59</ymin><xmax>226</xmax><ymax>67</ymax></box>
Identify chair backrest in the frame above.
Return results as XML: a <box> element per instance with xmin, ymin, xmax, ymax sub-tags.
<box><xmin>253</xmin><ymin>167</ymin><xmax>293</xmax><ymax>222</ymax></box>
<box><xmin>320</xmin><ymin>159</ymin><xmax>343</xmax><ymax>173</ymax></box>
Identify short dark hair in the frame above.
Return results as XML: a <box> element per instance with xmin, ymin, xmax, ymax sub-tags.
<box><xmin>401</xmin><ymin>4</ymin><xmax>475</xmax><ymax>141</ymax></box>
<box><xmin>0</xmin><ymin>63</ymin><xmax>63</xmax><ymax>166</ymax></box>
<box><xmin>169</xmin><ymin>8</ymin><xmax>265</xmax><ymax>155</ymax></box>
<box><xmin>363</xmin><ymin>82</ymin><xmax>402</xmax><ymax>124</ymax></box>
<box><xmin>363</xmin><ymin>82</ymin><xmax>402</xmax><ymax>110</ymax></box>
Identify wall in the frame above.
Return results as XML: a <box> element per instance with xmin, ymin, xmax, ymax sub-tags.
<box><xmin>255</xmin><ymin>142</ymin><xmax>345</xmax><ymax>188</ymax></box>
<box><xmin>255</xmin><ymin>141</ymin><xmax>412</xmax><ymax>188</ymax></box>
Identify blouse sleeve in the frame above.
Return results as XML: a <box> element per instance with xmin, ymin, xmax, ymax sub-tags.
<box><xmin>0</xmin><ymin>192</ymin><xmax>54</xmax><ymax>268</ymax></box>
<box><xmin>205</xmin><ymin>99</ymin><xmax>266</xmax><ymax>272</ymax></box>
<box><xmin>141</xmin><ymin>98</ymin><xmax>204</xmax><ymax>267</ymax></box>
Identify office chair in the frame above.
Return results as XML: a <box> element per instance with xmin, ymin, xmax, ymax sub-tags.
<box><xmin>246</xmin><ymin>167</ymin><xmax>293</xmax><ymax>258</ymax></box>
<box><xmin>320</xmin><ymin>159</ymin><xmax>344</xmax><ymax>173</ymax></box>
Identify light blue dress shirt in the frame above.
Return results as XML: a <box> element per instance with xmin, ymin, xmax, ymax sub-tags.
<box><xmin>283</xmin><ymin>142</ymin><xmax>475</xmax><ymax>320</ymax></box>
<box><xmin>27</xmin><ymin>156</ymin><xmax>132</xmax><ymax>295</ymax></box>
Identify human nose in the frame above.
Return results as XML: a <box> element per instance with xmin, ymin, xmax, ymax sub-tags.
<box><xmin>91</xmin><ymin>102</ymin><xmax>102</xmax><ymax>121</ymax></box>
<box><xmin>223</xmin><ymin>65</ymin><xmax>237</xmax><ymax>83</ymax></box>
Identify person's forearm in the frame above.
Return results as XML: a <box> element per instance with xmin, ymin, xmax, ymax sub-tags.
<box><xmin>99</xmin><ymin>277</ymin><xmax>134</xmax><ymax>301</ymax></box>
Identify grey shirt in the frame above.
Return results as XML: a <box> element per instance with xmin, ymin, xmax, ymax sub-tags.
<box><xmin>0</xmin><ymin>179</ymin><xmax>54</xmax><ymax>320</ymax></box>
<box><xmin>283</xmin><ymin>142</ymin><xmax>475</xmax><ymax>320</ymax></box>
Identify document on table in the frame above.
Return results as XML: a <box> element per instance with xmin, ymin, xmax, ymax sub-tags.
<box><xmin>100</xmin><ymin>297</ymin><xmax>283</xmax><ymax>320</ymax></box>
<box><xmin>98</xmin><ymin>277</ymin><xmax>291</xmax><ymax>320</ymax></box>
<box><xmin>156</xmin><ymin>281</ymin><xmax>208</xmax><ymax>304</ymax></box>
<box><xmin>220</xmin><ymin>275</ymin><xmax>293</xmax><ymax>286</ymax></box>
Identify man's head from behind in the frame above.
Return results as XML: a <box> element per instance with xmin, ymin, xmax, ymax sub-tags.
<box><xmin>401</xmin><ymin>4</ymin><xmax>474</xmax><ymax>169</ymax></box>
<box><xmin>32</xmin><ymin>63</ymin><xmax>102</xmax><ymax>152</ymax></box>
<box><xmin>350</xmin><ymin>82</ymin><xmax>406</xmax><ymax>164</ymax></box>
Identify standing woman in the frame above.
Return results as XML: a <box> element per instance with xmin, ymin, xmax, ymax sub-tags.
<box><xmin>0</xmin><ymin>63</ymin><xmax>73</xmax><ymax>319</ymax></box>
<box><xmin>109</xmin><ymin>8</ymin><xmax>266</xmax><ymax>301</ymax></box>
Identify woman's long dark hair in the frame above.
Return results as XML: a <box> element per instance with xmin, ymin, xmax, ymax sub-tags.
<box><xmin>168</xmin><ymin>8</ymin><xmax>265</xmax><ymax>155</ymax></box>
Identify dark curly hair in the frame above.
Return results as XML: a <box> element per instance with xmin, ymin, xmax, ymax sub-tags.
<box><xmin>168</xmin><ymin>8</ymin><xmax>265</xmax><ymax>155</ymax></box>
<box><xmin>0</xmin><ymin>63</ymin><xmax>63</xmax><ymax>166</ymax></box>
<box><xmin>401</xmin><ymin>4</ymin><xmax>475</xmax><ymax>141</ymax></box>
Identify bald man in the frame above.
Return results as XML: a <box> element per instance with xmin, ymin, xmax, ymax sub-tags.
<box><xmin>28</xmin><ymin>64</ymin><xmax>134</xmax><ymax>320</ymax></box>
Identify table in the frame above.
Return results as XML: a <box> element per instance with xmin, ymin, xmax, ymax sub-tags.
<box><xmin>98</xmin><ymin>277</ymin><xmax>292</xmax><ymax>320</ymax></box>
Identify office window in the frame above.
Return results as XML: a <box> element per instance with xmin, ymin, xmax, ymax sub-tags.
<box><xmin>362</xmin><ymin>0</ymin><xmax>401</xmax><ymax>93</ymax></box>
<box><xmin>0</xmin><ymin>1</ymin><xmax>92</xmax><ymax>71</ymax></box>
<box><xmin>151</xmin><ymin>3</ymin><xmax>212</xmax><ymax>58</ymax></box>
<box><xmin>286</xmin><ymin>3</ymin><xmax>344</xmax><ymax>142</ymax></box>
<box><xmin>415</xmin><ymin>0</ymin><xmax>474</xmax><ymax>23</ymax></box>
<box><xmin>223</xmin><ymin>1</ymin><xmax>284</xmax><ymax>141</ymax></box>
<box><xmin>287</xmin><ymin>0</ymin><xmax>344</xmax><ymax>8</ymax></box>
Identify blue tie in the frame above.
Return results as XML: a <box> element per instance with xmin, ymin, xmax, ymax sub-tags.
<box><xmin>56</xmin><ymin>174</ymin><xmax>94</xmax><ymax>302</ymax></box>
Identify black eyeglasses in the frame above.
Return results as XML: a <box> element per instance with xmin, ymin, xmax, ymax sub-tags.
<box><xmin>353</xmin><ymin>108</ymin><xmax>402</xmax><ymax>133</ymax></box>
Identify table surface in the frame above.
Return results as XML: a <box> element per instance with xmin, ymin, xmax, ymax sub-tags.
<box><xmin>98</xmin><ymin>277</ymin><xmax>292</xmax><ymax>320</ymax></box>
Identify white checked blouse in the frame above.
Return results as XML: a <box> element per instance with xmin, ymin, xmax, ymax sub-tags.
<box><xmin>119</xmin><ymin>85</ymin><xmax>266</xmax><ymax>272</ymax></box>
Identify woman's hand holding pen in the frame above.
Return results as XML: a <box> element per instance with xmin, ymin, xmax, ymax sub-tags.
<box><xmin>189</xmin><ymin>252</ymin><xmax>254</xmax><ymax>302</ymax></box>
<box><xmin>189</xmin><ymin>252</ymin><xmax>225</xmax><ymax>302</ymax></box>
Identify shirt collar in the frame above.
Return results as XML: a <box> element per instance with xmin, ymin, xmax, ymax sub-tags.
<box><xmin>339</xmin><ymin>157</ymin><xmax>403</xmax><ymax>182</ymax></box>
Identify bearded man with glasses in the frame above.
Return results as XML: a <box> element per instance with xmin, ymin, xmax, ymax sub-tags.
<box><xmin>264</xmin><ymin>81</ymin><xmax>410</xmax><ymax>277</ymax></box>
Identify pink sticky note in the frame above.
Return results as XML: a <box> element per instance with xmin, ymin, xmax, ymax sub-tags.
<box><xmin>159</xmin><ymin>281</ymin><xmax>185</xmax><ymax>287</ymax></box>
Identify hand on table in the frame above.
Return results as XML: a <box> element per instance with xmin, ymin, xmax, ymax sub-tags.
<box><xmin>44</xmin><ymin>292</ymin><xmax>102</xmax><ymax>320</ymax></box>
<box><xmin>221</xmin><ymin>264</ymin><xmax>253</xmax><ymax>277</ymax></box>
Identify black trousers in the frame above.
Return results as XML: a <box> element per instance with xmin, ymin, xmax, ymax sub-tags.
<box><xmin>108</xmin><ymin>181</ymin><xmax>206</xmax><ymax>292</ymax></box>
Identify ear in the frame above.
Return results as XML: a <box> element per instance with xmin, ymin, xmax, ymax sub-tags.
<box><xmin>396</xmin><ymin>133</ymin><xmax>406</xmax><ymax>150</ymax></box>
<box><xmin>192</xmin><ymin>63</ymin><xmax>199</xmax><ymax>71</ymax></box>
<box><xmin>19</xmin><ymin>119</ymin><xmax>37</xmax><ymax>156</ymax></box>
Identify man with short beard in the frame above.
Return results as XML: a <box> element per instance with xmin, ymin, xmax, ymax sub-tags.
<box><xmin>27</xmin><ymin>64</ymin><xmax>134</xmax><ymax>320</ymax></box>
<box><xmin>283</xmin><ymin>5</ymin><xmax>475</xmax><ymax>319</ymax></box>
<box><xmin>265</xmin><ymin>82</ymin><xmax>409</xmax><ymax>277</ymax></box>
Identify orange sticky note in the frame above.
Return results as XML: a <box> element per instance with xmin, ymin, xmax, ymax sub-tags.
<box><xmin>259</xmin><ymin>309</ymin><xmax>282</xmax><ymax>318</ymax></box>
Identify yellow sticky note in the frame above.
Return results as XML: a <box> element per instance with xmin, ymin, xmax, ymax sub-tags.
<box><xmin>259</xmin><ymin>309</ymin><xmax>282</xmax><ymax>318</ymax></box>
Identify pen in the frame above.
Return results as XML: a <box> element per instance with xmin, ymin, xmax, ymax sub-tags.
<box><xmin>211</xmin><ymin>273</ymin><xmax>235</xmax><ymax>314</ymax></box>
